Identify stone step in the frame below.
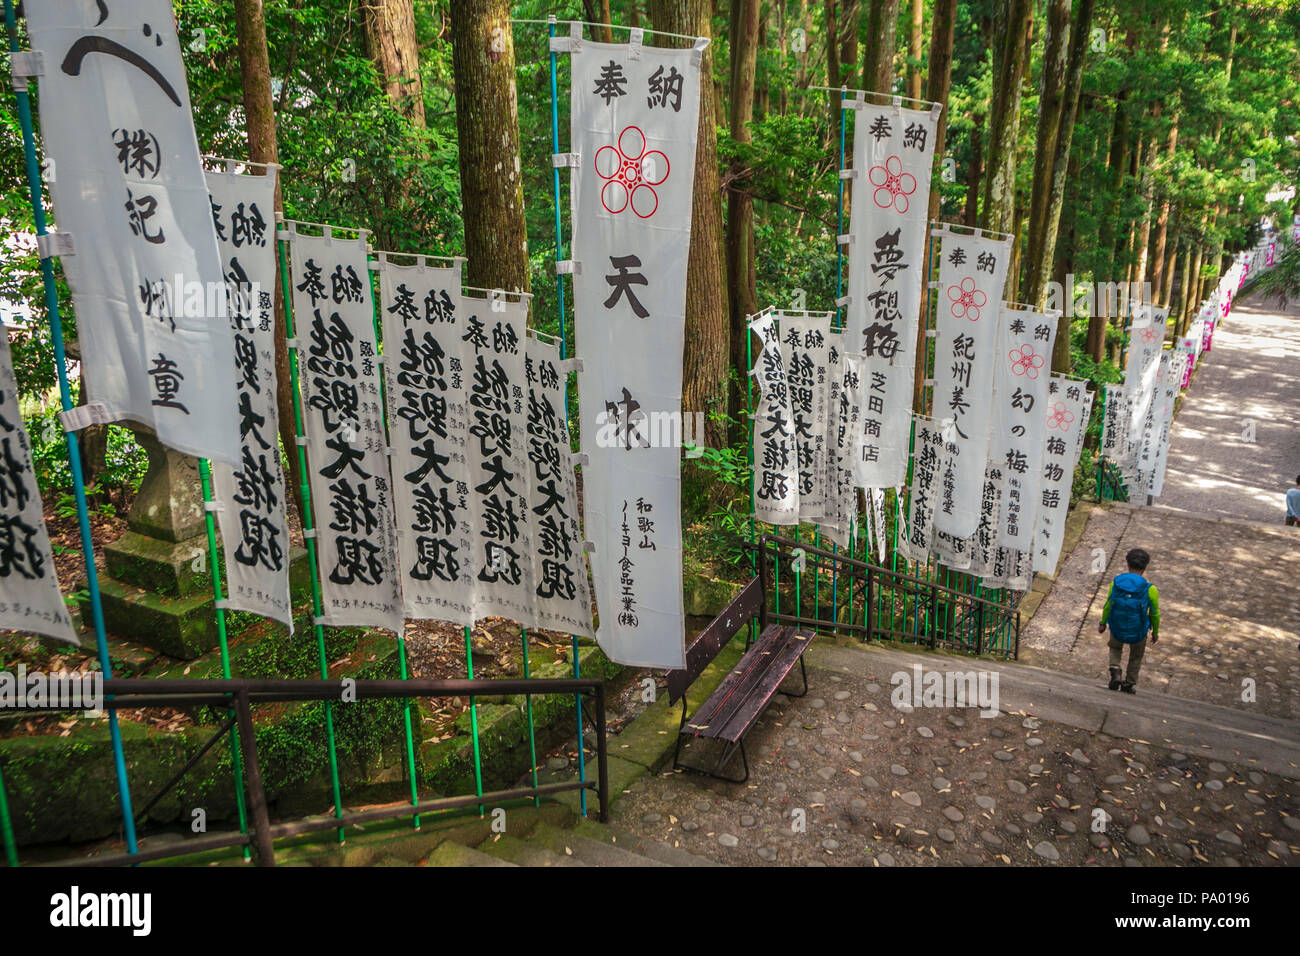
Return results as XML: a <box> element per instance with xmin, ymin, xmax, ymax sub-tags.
<box><xmin>477</xmin><ymin>833</ymin><xmax>590</xmax><ymax>867</ymax></box>
<box><xmin>423</xmin><ymin>840</ymin><xmax>517</xmax><ymax>867</ymax></box>
<box><xmin>571</xmin><ymin>820</ymin><xmax>724</xmax><ymax>867</ymax></box>
<box><xmin>528</xmin><ymin>821</ymin><xmax>668</xmax><ymax>867</ymax></box>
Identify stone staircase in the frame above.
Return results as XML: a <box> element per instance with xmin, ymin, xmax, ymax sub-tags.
<box><xmin>263</xmin><ymin>802</ymin><xmax>723</xmax><ymax>868</ymax></box>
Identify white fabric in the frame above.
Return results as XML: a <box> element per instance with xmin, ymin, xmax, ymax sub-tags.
<box><xmin>781</xmin><ymin>312</ymin><xmax>833</xmax><ymax>520</ymax></box>
<box><xmin>931</xmin><ymin>231</ymin><xmax>1012</xmax><ymax>537</ymax></box>
<box><xmin>25</xmin><ymin>1</ymin><xmax>239</xmax><ymax>464</ymax></box>
<box><xmin>750</xmin><ymin>313</ymin><xmax>798</xmax><ymax>525</ymax></box>
<box><xmin>0</xmin><ymin>332</ymin><xmax>77</xmax><ymax>643</ymax></box>
<box><xmin>376</xmin><ymin>258</ymin><xmax>475</xmax><ymax>626</ymax></box>
<box><xmin>288</xmin><ymin>230</ymin><xmax>402</xmax><ymax>634</ymax></box>
<box><xmin>526</xmin><ymin>335</ymin><xmax>597</xmax><ymax>639</ymax></box>
<box><xmin>845</xmin><ymin>104</ymin><xmax>939</xmax><ymax>488</ymax></box>
<box><xmin>821</xmin><ymin>349</ymin><xmax>864</xmax><ymax>548</ymax></box>
<box><xmin>1032</xmin><ymin>377</ymin><xmax>1089</xmax><ymax>574</ymax></box>
<box><xmin>570</xmin><ymin>39</ymin><xmax>702</xmax><ymax>668</ymax></box>
<box><xmin>206</xmin><ymin>170</ymin><xmax>292</xmax><ymax>627</ymax></box>
<box><xmin>900</xmin><ymin>415</ymin><xmax>946</xmax><ymax>563</ymax></box>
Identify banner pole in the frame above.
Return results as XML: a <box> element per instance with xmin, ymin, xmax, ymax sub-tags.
<box><xmin>463</xmin><ymin>625</ymin><xmax>485</xmax><ymax>815</ymax></box>
<box><xmin>195</xmin><ymin>459</ymin><xmax>251</xmax><ymax>860</ymax></box>
<box><xmin>548</xmin><ymin>15</ymin><xmax>588</xmax><ymax>818</ymax></box>
<box><xmin>4</xmin><ymin>0</ymin><xmax>138</xmax><ymax>857</ymax></box>
<box><xmin>746</xmin><ymin>325</ymin><xmax>758</xmax><ymax>644</ymax></box>
<box><xmin>364</xmin><ymin>262</ymin><xmax>420</xmax><ymax>828</ymax></box>
<box><xmin>276</xmin><ymin>231</ymin><xmax>345</xmax><ymax>843</ymax></box>
<box><xmin>0</xmin><ymin>760</ymin><xmax>16</xmax><ymax>866</ymax></box>
<box><xmin>830</xmin><ymin>89</ymin><xmax>847</xmax><ymax>633</ymax></box>
<box><xmin>521</xmin><ymin>627</ymin><xmax>540</xmax><ymax>807</ymax></box>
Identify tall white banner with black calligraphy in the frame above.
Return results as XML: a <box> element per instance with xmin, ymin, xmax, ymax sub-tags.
<box><xmin>1033</xmin><ymin>377</ymin><xmax>1089</xmax><ymax>574</ymax></box>
<box><xmin>750</xmin><ymin>312</ymin><xmax>798</xmax><ymax>525</ymax></box>
<box><xmin>844</xmin><ymin>99</ymin><xmax>940</xmax><ymax>488</ymax></box>
<box><xmin>781</xmin><ymin>312</ymin><xmax>833</xmax><ymax>519</ymax></box>
<box><xmin>25</xmin><ymin>1</ymin><xmax>239</xmax><ymax>463</ymax></box>
<box><xmin>900</xmin><ymin>414</ymin><xmax>946</xmax><ymax>563</ymax></box>
<box><xmin>567</xmin><ymin>33</ymin><xmax>705</xmax><ymax>668</ymax></box>
<box><xmin>0</xmin><ymin>332</ymin><xmax>76</xmax><ymax>643</ymax></box>
<box><xmin>288</xmin><ymin>228</ymin><xmax>402</xmax><ymax>634</ymax></box>
<box><xmin>377</xmin><ymin>257</ymin><xmax>474</xmax><ymax>626</ymax></box>
<box><xmin>206</xmin><ymin>170</ymin><xmax>292</xmax><ymax>627</ymax></box>
<box><xmin>526</xmin><ymin>335</ymin><xmax>596</xmax><ymax>638</ymax></box>
<box><xmin>932</xmin><ymin>229</ymin><xmax>1012</xmax><ymax>537</ymax></box>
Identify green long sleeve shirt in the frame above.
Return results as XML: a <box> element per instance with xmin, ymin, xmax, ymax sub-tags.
<box><xmin>1100</xmin><ymin>582</ymin><xmax>1160</xmax><ymax>638</ymax></box>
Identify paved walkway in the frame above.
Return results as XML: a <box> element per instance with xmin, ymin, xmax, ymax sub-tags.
<box><xmin>1159</xmin><ymin>293</ymin><xmax>1300</xmax><ymax>522</ymax></box>
<box><xmin>1020</xmin><ymin>290</ymin><xmax>1300</xmax><ymax>720</ymax></box>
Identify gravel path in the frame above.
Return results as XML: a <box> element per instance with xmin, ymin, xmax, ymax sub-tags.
<box><xmin>1159</xmin><ymin>292</ymin><xmax>1300</xmax><ymax>523</ymax></box>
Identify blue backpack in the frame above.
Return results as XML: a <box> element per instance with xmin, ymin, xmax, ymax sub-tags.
<box><xmin>1108</xmin><ymin>573</ymin><xmax>1151</xmax><ymax>643</ymax></box>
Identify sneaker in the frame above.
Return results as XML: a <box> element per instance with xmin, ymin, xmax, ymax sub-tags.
<box><xmin>1120</xmin><ymin>682</ymin><xmax>1136</xmax><ymax>694</ymax></box>
<box><xmin>1108</xmin><ymin>668</ymin><xmax>1123</xmax><ymax>691</ymax></box>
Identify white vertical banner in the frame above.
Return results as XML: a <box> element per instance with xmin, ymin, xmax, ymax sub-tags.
<box><xmin>1032</xmin><ymin>376</ymin><xmax>1088</xmax><ymax>574</ymax></box>
<box><xmin>900</xmin><ymin>415</ymin><xmax>946</xmax><ymax>563</ymax></box>
<box><xmin>968</xmin><ymin>465</ymin><xmax>1003</xmax><ymax>578</ymax></box>
<box><xmin>871</xmin><ymin>487</ymin><xmax>888</xmax><ymax>564</ymax></box>
<box><xmin>1141</xmin><ymin>350</ymin><xmax>1188</xmax><ymax>498</ymax></box>
<box><xmin>1122</xmin><ymin>308</ymin><xmax>1165</xmax><ymax>467</ymax></box>
<box><xmin>377</xmin><ymin>256</ymin><xmax>475</xmax><ymax>626</ymax></box>
<box><xmin>820</xmin><ymin>334</ymin><xmax>843</xmax><ymax>534</ymax></box>
<box><xmin>568</xmin><ymin>32</ymin><xmax>704</xmax><ymax>669</ymax></box>
<box><xmin>932</xmin><ymin>228</ymin><xmax>1012</xmax><ymax>537</ymax></box>
<box><xmin>1100</xmin><ymin>384</ymin><xmax>1129</xmax><ymax>460</ymax></box>
<box><xmin>782</xmin><ymin>312</ymin><xmax>833</xmax><ymax>520</ymax></box>
<box><xmin>24</xmin><ymin>0</ymin><xmax>239</xmax><ymax>464</ymax></box>
<box><xmin>0</xmin><ymin>332</ymin><xmax>76</xmax><ymax>643</ymax></box>
<box><xmin>206</xmin><ymin>169</ymin><xmax>292</xmax><ymax>627</ymax></box>
<box><xmin>750</xmin><ymin>312</ymin><xmax>798</xmax><ymax>525</ymax></box>
<box><xmin>288</xmin><ymin>227</ymin><xmax>402</xmax><ymax>634</ymax></box>
<box><xmin>990</xmin><ymin>306</ymin><xmax>1057</xmax><ymax>550</ymax></box>
<box><xmin>463</xmin><ymin>294</ymin><xmax>534</xmax><ymax>625</ymax></box>
<box><xmin>844</xmin><ymin>99</ymin><xmax>940</xmax><ymax>487</ymax></box>
<box><xmin>525</xmin><ymin>334</ymin><xmax>596</xmax><ymax>639</ymax></box>
<box><xmin>822</xmin><ymin>350</ymin><xmax>864</xmax><ymax>548</ymax></box>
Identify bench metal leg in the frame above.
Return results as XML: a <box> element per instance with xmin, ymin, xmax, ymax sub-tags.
<box><xmin>673</xmin><ymin>735</ymin><xmax>750</xmax><ymax>785</ymax></box>
<box><xmin>778</xmin><ymin>655</ymin><xmax>809</xmax><ymax>699</ymax></box>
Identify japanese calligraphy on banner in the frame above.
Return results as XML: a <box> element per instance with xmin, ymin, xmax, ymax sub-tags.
<box><xmin>967</xmin><ymin>465</ymin><xmax>1003</xmax><ymax>577</ymax></box>
<box><xmin>932</xmin><ymin>228</ymin><xmax>1012</xmax><ymax>537</ymax></box>
<box><xmin>206</xmin><ymin>169</ymin><xmax>291</xmax><ymax>627</ymax></box>
<box><xmin>288</xmin><ymin>227</ymin><xmax>402</xmax><ymax>634</ymax></box>
<box><xmin>465</xmin><ymin>295</ymin><xmax>535</xmax><ymax>626</ymax></box>
<box><xmin>526</xmin><ymin>334</ymin><xmax>596</xmax><ymax>638</ymax></box>
<box><xmin>844</xmin><ymin>99</ymin><xmax>940</xmax><ymax>487</ymax></box>
<box><xmin>568</xmin><ymin>33</ymin><xmax>705</xmax><ymax>668</ymax></box>
<box><xmin>749</xmin><ymin>312</ymin><xmax>798</xmax><ymax>525</ymax></box>
<box><xmin>871</xmin><ymin>487</ymin><xmax>888</xmax><ymax>563</ymax></box>
<box><xmin>1100</xmin><ymin>384</ymin><xmax>1130</xmax><ymax>459</ymax></box>
<box><xmin>376</xmin><ymin>256</ymin><xmax>474</xmax><ymax>626</ymax></box>
<box><xmin>781</xmin><ymin>312</ymin><xmax>833</xmax><ymax>519</ymax></box>
<box><xmin>0</xmin><ymin>332</ymin><xmax>76</xmax><ymax>643</ymax></box>
<box><xmin>990</xmin><ymin>306</ymin><xmax>1057</xmax><ymax>551</ymax></box>
<box><xmin>1032</xmin><ymin>376</ymin><xmax>1089</xmax><ymax>574</ymax></box>
<box><xmin>1138</xmin><ymin>350</ymin><xmax>1188</xmax><ymax>498</ymax></box>
<box><xmin>25</xmin><ymin>1</ymin><xmax>239</xmax><ymax>464</ymax></box>
<box><xmin>821</xmin><ymin>350</ymin><xmax>864</xmax><ymax>548</ymax></box>
<box><xmin>900</xmin><ymin>414</ymin><xmax>946</xmax><ymax>563</ymax></box>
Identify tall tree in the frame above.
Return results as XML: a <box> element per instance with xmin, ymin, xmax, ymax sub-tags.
<box><xmin>234</xmin><ymin>0</ymin><xmax>301</xmax><ymax>518</ymax></box>
<box><xmin>450</xmin><ymin>0</ymin><xmax>530</xmax><ymax>293</ymax></box>
<box><xmin>907</xmin><ymin>0</ymin><xmax>925</xmax><ymax>102</ymax></box>
<box><xmin>727</xmin><ymin>0</ymin><xmax>762</xmax><ymax>440</ymax></box>
<box><xmin>651</xmin><ymin>0</ymin><xmax>730</xmax><ymax>448</ymax></box>
<box><xmin>980</xmin><ymin>0</ymin><xmax>1033</xmax><ymax>242</ymax></box>
<box><xmin>861</xmin><ymin>0</ymin><xmax>900</xmax><ymax>94</ymax></box>
<box><xmin>362</xmin><ymin>0</ymin><xmax>425</xmax><ymax>126</ymax></box>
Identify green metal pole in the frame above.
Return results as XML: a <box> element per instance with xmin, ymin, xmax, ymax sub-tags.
<box><xmin>195</xmin><ymin>459</ymin><xmax>251</xmax><ymax>860</ymax></box>
<box><xmin>548</xmin><ymin>17</ymin><xmax>587</xmax><ymax>815</ymax></box>
<box><xmin>521</xmin><ymin>627</ymin><xmax>540</xmax><ymax>808</ymax></box>
<box><xmin>276</xmin><ymin>232</ymin><xmax>345</xmax><ymax>843</ymax></box>
<box><xmin>463</xmin><ymin>625</ymin><xmax>484</xmax><ymax>814</ymax></box>
<box><xmin>0</xmin><ymin>759</ymin><xmax>16</xmax><ymax>867</ymax></box>
<box><xmin>365</xmin><ymin>261</ymin><xmax>420</xmax><ymax>828</ymax></box>
<box><xmin>4</xmin><ymin>0</ymin><xmax>138</xmax><ymax>857</ymax></box>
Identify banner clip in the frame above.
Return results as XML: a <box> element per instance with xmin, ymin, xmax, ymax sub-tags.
<box><xmin>556</xmin><ymin>259</ymin><xmax>581</xmax><ymax>276</ymax></box>
<box><xmin>691</xmin><ymin>36</ymin><xmax>708</xmax><ymax>67</ymax></box>
<box><xmin>285</xmin><ymin>337</ymin><xmax>300</xmax><ymax>349</ymax></box>
<box><xmin>58</xmin><ymin>403</ymin><xmax>111</xmax><ymax>432</ymax></box>
<box><xmin>551</xmin><ymin>152</ymin><xmax>581</xmax><ymax>169</ymax></box>
<box><xmin>9</xmin><ymin>51</ymin><xmax>44</xmax><ymax>91</ymax></box>
<box><xmin>215</xmin><ymin>599</ymin><xmax>232</xmax><ymax>610</ymax></box>
<box><xmin>838</xmin><ymin>168</ymin><xmax>857</xmax><ymax>180</ymax></box>
<box><xmin>841</xmin><ymin>98</ymin><xmax>863</xmax><ymax>111</ymax></box>
<box><xmin>925</xmin><ymin>329</ymin><xmax>938</xmax><ymax>338</ymax></box>
<box><xmin>560</xmin><ymin>357</ymin><xmax>583</xmax><ymax>374</ymax></box>
<box><xmin>302</xmin><ymin>528</ymin><xmax>317</xmax><ymax>540</ymax></box>
<box><xmin>582</xmin><ymin>541</ymin><xmax>597</xmax><ymax>554</ymax></box>
<box><xmin>572</xmin><ymin>453</ymin><xmax>590</xmax><ymax>467</ymax></box>
<box><xmin>36</xmin><ymin>232</ymin><xmax>75</xmax><ymax>260</ymax></box>
<box><xmin>548</xmin><ymin>36</ymin><xmax>578</xmax><ymax>54</ymax></box>
<box><xmin>836</xmin><ymin>234</ymin><xmax>853</xmax><ymax>246</ymax></box>
<box><xmin>628</xmin><ymin>28</ymin><xmax>645</xmax><ymax>59</ymax></box>
<box><xmin>203</xmin><ymin>500</ymin><xmax>224</xmax><ymax>513</ymax></box>
<box><xmin>295</xmin><ymin>436</ymin><xmax>308</xmax><ymax>447</ymax></box>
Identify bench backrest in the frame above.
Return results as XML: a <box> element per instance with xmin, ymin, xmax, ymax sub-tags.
<box><xmin>666</xmin><ymin>576</ymin><xmax>763</xmax><ymax>704</ymax></box>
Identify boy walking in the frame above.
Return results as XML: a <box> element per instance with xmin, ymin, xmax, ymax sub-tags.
<box><xmin>1286</xmin><ymin>475</ymin><xmax>1300</xmax><ymax>526</ymax></box>
<box><xmin>1096</xmin><ymin>548</ymin><xmax>1160</xmax><ymax>693</ymax></box>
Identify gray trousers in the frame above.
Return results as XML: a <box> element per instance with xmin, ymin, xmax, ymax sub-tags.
<box><xmin>1108</xmin><ymin>638</ymin><xmax>1146</xmax><ymax>685</ymax></box>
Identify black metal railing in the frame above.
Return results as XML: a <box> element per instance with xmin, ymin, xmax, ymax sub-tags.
<box><xmin>755</xmin><ymin>534</ymin><xmax>1020</xmax><ymax>658</ymax></box>
<box><xmin>7</xmin><ymin>676</ymin><xmax>608</xmax><ymax>867</ymax></box>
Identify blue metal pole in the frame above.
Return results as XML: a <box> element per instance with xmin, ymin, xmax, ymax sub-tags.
<box><xmin>831</xmin><ymin>90</ymin><xmax>846</xmax><ymax>630</ymax></box>
<box><xmin>548</xmin><ymin>16</ymin><xmax>587</xmax><ymax>817</ymax></box>
<box><xmin>4</xmin><ymin>0</ymin><xmax>138</xmax><ymax>857</ymax></box>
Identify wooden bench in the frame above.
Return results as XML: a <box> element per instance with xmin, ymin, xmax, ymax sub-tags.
<box><xmin>666</xmin><ymin>576</ymin><xmax>812</xmax><ymax>783</ymax></box>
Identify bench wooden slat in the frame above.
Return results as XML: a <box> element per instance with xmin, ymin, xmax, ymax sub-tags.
<box><xmin>683</xmin><ymin>624</ymin><xmax>808</xmax><ymax>743</ymax></box>
<box><xmin>666</xmin><ymin>576</ymin><xmax>763</xmax><ymax>704</ymax></box>
<box><xmin>710</xmin><ymin>627</ymin><xmax>812</xmax><ymax>743</ymax></box>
